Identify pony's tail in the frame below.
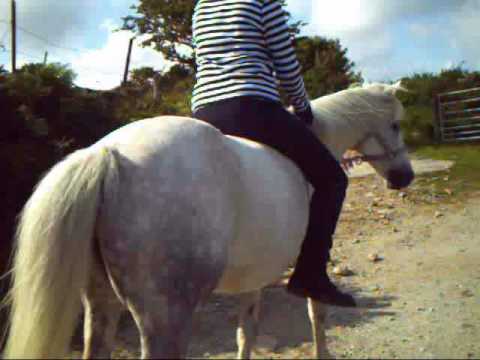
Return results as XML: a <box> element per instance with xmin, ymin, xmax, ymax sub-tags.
<box><xmin>3</xmin><ymin>146</ymin><xmax>118</xmax><ymax>359</ymax></box>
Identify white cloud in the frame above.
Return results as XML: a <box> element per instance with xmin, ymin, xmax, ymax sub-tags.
<box><xmin>0</xmin><ymin>0</ymin><xmax>99</xmax><ymax>53</ymax></box>
<box><xmin>444</xmin><ymin>60</ymin><xmax>456</xmax><ymax>70</ymax></box>
<box><xmin>288</xmin><ymin>0</ymin><xmax>478</xmax><ymax>81</ymax></box>
<box><xmin>303</xmin><ymin>0</ymin><xmax>396</xmax><ymax>81</ymax></box>
<box><xmin>71</xmin><ymin>20</ymin><xmax>170</xmax><ymax>90</ymax></box>
<box><xmin>308</xmin><ymin>0</ymin><xmax>468</xmax><ymax>32</ymax></box>
<box><xmin>450</xmin><ymin>0</ymin><xmax>480</xmax><ymax>69</ymax></box>
<box><xmin>286</xmin><ymin>0</ymin><xmax>312</xmax><ymax>21</ymax></box>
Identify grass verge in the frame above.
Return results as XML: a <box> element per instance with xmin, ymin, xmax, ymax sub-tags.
<box><xmin>412</xmin><ymin>142</ymin><xmax>480</xmax><ymax>202</ymax></box>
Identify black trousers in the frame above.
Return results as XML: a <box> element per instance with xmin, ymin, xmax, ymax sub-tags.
<box><xmin>193</xmin><ymin>96</ymin><xmax>348</xmax><ymax>277</ymax></box>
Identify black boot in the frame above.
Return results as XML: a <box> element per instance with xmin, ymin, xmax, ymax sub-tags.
<box><xmin>287</xmin><ymin>269</ymin><xmax>356</xmax><ymax>307</ymax></box>
<box><xmin>286</xmin><ymin>213</ymin><xmax>356</xmax><ymax>307</ymax></box>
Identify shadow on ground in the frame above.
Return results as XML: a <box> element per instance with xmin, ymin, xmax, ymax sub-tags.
<box><xmin>188</xmin><ymin>285</ymin><xmax>397</xmax><ymax>357</ymax></box>
<box><xmin>70</xmin><ymin>284</ymin><xmax>398</xmax><ymax>358</ymax></box>
<box><xmin>71</xmin><ymin>285</ymin><xmax>396</xmax><ymax>358</ymax></box>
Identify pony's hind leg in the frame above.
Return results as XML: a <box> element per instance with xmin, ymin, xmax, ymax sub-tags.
<box><xmin>236</xmin><ymin>291</ymin><xmax>262</xmax><ymax>359</ymax></box>
<box><xmin>82</xmin><ymin>260</ymin><xmax>124</xmax><ymax>360</ymax></box>
<box><xmin>126</xmin><ymin>292</ymin><xmax>198</xmax><ymax>359</ymax></box>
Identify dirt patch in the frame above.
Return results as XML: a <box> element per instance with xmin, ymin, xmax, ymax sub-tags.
<box><xmin>75</xmin><ymin>167</ymin><xmax>479</xmax><ymax>359</ymax></box>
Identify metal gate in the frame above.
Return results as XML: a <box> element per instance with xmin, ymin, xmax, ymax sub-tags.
<box><xmin>434</xmin><ymin>87</ymin><xmax>480</xmax><ymax>142</ymax></box>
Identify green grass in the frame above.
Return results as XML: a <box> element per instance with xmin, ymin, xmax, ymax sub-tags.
<box><xmin>413</xmin><ymin>142</ymin><xmax>480</xmax><ymax>199</ymax></box>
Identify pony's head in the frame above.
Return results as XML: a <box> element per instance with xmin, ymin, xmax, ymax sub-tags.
<box><xmin>311</xmin><ymin>81</ymin><xmax>414</xmax><ymax>189</ymax></box>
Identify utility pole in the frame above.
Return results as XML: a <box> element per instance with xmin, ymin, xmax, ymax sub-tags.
<box><xmin>11</xmin><ymin>0</ymin><xmax>16</xmax><ymax>73</ymax></box>
<box><xmin>43</xmin><ymin>51</ymin><xmax>48</xmax><ymax>65</ymax></box>
<box><xmin>123</xmin><ymin>37</ymin><xmax>134</xmax><ymax>85</ymax></box>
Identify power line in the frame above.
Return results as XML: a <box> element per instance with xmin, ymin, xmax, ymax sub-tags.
<box><xmin>18</xmin><ymin>25</ymin><xmax>82</xmax><ymax>53</ymax></box>
<box><xmin>0</xmin><ymin>19</ymin><xmax>83</xmax><ymax>53</ymax></box>
<box><xmin>0</xmin><ymin>18</ymin><xmax>141</xmax><ymax>82</ymax></box>
<box><xmin>0</xmin><ymin>29</ymin><xmax>8</xmax><ymax>44</ymax></box>
<box><xmin>2</xmin><ymin>46</ymin><xmax>43</xmax><ymax>60</ymax></box>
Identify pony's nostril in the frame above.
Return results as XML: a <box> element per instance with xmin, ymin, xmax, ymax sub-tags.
<box><xmin>387</xmin><ymin>168</ymin><xmax>414</xmax><ymax>189</ymax></box>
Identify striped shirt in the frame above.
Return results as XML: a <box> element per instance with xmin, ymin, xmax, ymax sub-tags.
<box><xmin>191</xmin><ymin>0</ymin><xmax>310</xmax><ymax>114</ymax></box>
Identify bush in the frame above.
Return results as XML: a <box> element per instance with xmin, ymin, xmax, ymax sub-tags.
<box><xmin>401</xmin><ymin>105</ymin><xmax>435</xmax><ymax>146</ymax></box>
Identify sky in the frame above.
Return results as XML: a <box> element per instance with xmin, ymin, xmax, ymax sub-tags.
<box><xmin>0</xmin><ymin>0</ymin><xmax>479</xmax><ymax>90</ymax></box>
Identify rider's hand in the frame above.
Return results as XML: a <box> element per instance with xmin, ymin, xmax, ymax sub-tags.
<box><xmin>295</xmin><ymin>106</ymin><xmax>314</xmax><ymax>126</ymax></box>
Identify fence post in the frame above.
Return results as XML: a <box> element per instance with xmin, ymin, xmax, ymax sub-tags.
<box><xmin>122</xmin><ymin>37</ymin><xmax>135</xmax><ymax>86</ymax></box>
<box><xmin>433</xmin><ymin>95</ymin><xmax>442</xmax><ymax>143</ymax></box>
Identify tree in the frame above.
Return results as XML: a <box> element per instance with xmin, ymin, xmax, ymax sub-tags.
<box><xmin>131</xmin><ymin>66</ymin><xmax>158</xmax><ymax>87</ymax></box>
<box><xmin>123</xmin><ymin>0</ymin><xmax>195</xmax><ymax>68</ymax></box>
<box><xmin>295</xmin><ymin>36</ymin><xmax>362</xmax><ymax>97</ymax></box>
<box><xmin>122</xmin><ymin>0</ymin><xmax>302</xmax><ymax>70</ymax></box>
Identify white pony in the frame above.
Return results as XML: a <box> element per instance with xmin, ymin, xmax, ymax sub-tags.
<box><xmin>3</xmin><ymin>82</ymin><xmax>413</xmax><ymax>359</ymax></box>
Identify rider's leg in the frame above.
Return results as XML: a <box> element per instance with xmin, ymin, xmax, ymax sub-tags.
<box><xmin>193</xmin><ymin>96</ymin><xmax>355</xmax><ymax>307</ymax></box>
<box><xmin>287</xmin><ymin>176</ymin><xmax>356</xmax><ymax>307</ymax></box>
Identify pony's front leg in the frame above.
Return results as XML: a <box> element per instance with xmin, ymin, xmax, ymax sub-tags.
<box><xmin>307</xmin><ymin>298</ymin><xmax>333</xmax><ymax>359</ymax></box>
<box><xmin>236</xmin><ymin>291</ymin><xmax>262</xmax><ymax>359</ymax></box>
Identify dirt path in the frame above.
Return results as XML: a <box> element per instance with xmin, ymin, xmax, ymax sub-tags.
<box><xmin>347</xmin><ymin>157</ymin><xmax>454</xmax><ymax>178</ymax></box>
<box><xmin>89</xmin><ymin>168</ymin><xmax>479</xmax><ymax>359</ymax></box>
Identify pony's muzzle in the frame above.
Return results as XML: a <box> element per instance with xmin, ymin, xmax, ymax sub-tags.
<box><xmin>386</xmin><ymin>167</ymin><xmax>414</xmax><ymax>189</ymax></box>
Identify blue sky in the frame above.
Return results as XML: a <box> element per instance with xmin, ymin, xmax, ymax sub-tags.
<box><xmin>0</xmin><ymin>0</ymin><xmax>479</xmax><ymax>90</ymax></box>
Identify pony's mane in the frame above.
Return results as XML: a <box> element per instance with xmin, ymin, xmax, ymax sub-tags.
<box><xmin>311</xmin><ymin>81</ymin><xmax>407</xmax><ymax>126</ymax></box>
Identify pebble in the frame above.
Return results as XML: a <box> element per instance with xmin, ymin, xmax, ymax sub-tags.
<box><xmin>460</xmin><ymin>289</ymin><xmax>474</xmax><ymax>298</ymax></box>
<box><xmin>434</xmin><ymin>211</ymin><xmax>444</xmax><ymax>218</ymax></box>
<box><xmin>332</xmin><ymin>265</ymin><xmax>354</xmax><ymax>276</ymax></box>
<box><xmin>368</xmin><ymin>253</ymin><xmax>383</xmax><ymax>262</ymax></box>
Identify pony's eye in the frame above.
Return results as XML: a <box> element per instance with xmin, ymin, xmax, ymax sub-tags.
<box><xmin>392</xmin><ymin>123</ymin><xmax>400</xmax><ymax>132</ymax></box>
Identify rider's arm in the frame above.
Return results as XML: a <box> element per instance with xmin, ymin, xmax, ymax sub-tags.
<box><xmin>262</xmin><ymin>0</ymin><xmax>313</xmax><ymax>125</ymax></box>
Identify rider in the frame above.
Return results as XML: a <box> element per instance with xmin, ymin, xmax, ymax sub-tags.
<box><xmin>191</xmin><ymin>0</ymin><xmax>356</xmax><ymax>307</ymax></box>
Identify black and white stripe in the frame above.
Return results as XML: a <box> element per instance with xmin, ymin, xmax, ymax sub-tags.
<box><xmin>192</xmin><ymin>0</ymin><xmax>310</xmax><ymax>113</ymax></box>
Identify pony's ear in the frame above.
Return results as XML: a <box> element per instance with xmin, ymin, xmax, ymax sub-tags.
<box><xmin>389</xmin><ymin>80</ymin><xmax>410</xmax><ymax>95</ymax></box>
